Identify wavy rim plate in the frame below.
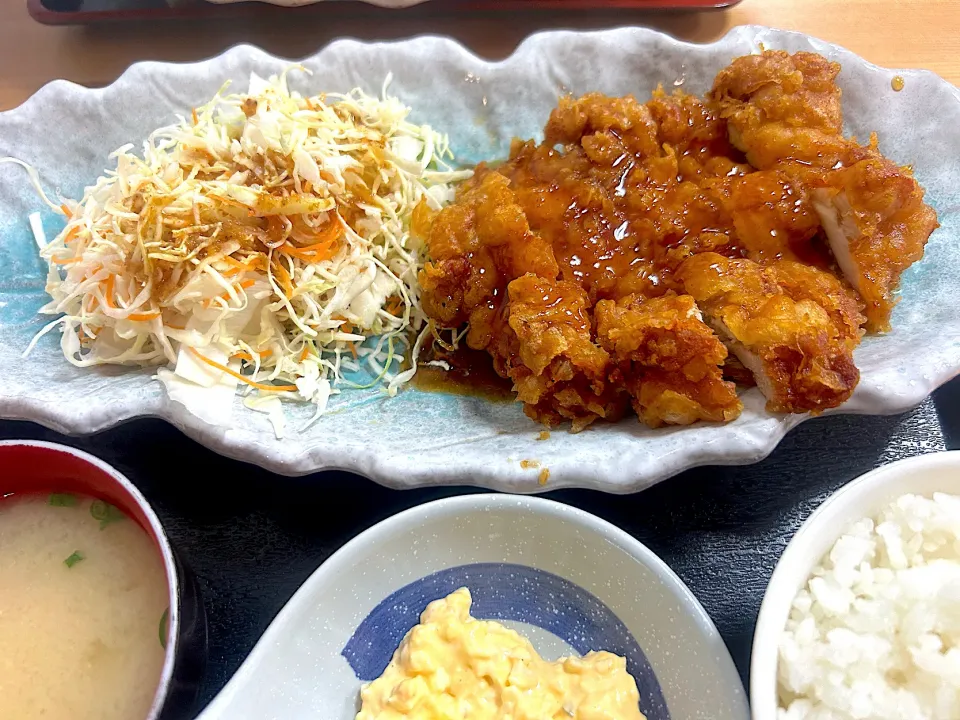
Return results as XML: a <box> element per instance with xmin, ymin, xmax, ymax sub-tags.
<box><xmin>1</xmin><ymin>26</ymin><xmax>958</xmax><ymax>493</ymax></box>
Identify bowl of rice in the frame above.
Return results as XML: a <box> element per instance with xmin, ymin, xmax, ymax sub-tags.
<box><xmin>751</xmin><ymin>450</ymin><xmax>960</xmax><ymax>720</ymax></box>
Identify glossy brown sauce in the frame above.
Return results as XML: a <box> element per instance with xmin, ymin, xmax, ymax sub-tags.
<box><xmin>413</xmin><ymin>346</ymin><xmax>515</xmax><ymax>403</ymax></box>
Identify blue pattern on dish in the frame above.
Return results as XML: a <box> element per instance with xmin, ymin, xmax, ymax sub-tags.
<box><xmin>341</xmin><ymin>562</ymin><xmax>670</xmax><ymax>720</ymax></box>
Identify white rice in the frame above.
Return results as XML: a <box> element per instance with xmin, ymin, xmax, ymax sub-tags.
<box><xmin>778</xmin><ymin>492</ymin><xmax>960</xmax><ymax>720</ymax></box>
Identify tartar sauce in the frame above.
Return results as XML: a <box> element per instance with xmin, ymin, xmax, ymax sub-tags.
<box><xmin>356</xmin><ymin>587</ymin><xmax>647</xmax><ymax>720</ymax></box>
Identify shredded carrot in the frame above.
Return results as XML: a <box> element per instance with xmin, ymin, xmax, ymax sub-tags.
<box><xmin>50</xmin><ymin>256</ymin><xmax>82</xmax><ymax>265</ymax></box>
<box><xmin>349</xmin><ymin>342</ymin><xmax>358</xmax><ymax>360</ymax></box>
<box><xmin>233</xmin><ymin>349</ymin><xmax>273</xmax><ymax>362</ymax></box>
<box><xmin>63</xmin><ymin>225</ymin><xmax>81</xmax><ymax>244</ymax></box>
<box><xmin>221</xmin><ymin>255</ymin><xmax>248</xmax><ymax>269</ymax></box>
<box><xmin>187</xmin><ymin>348</ymin><xmax>297</xmax><ymax>392</ymax></box>
<box><xmin>279</xmin><ymin>240</ymin><xmax>337</xmax><ymax>263</ymax></box>
<box><xmin>165</xmin><ymin>321</ymin><xmax>187</xmax><ymax>331</ymax></box>
<box><xmin>299</xmin><ymin>346</ymin><xmax>310</xmax><ymax>362</ymax></box>
<box><xmin>127</xmin><ymin>311</ymin><xmax>161</xmax><ymax>322</ymax></box>
<box><xmin>222</xmin><ymin>261</ymin><xmax>259</xmax><ymax>277</ymax></box>
<box><xmin>278</xmin><ymin>222</ymin><xmax>342</xmax><ymax>263</ymax></box>
<box><xmin>312</xmin><ymin>220</ymin><xmax>343</xmax><ymax>245</ymax></box>
<box><xmin>103</xmin><ymin>275</ymin><xmax>116</xmax><ymax>309</ymax></box>
<box><xmin>271</xmin><ymin>259</ymin><xmax>294</xmax><ymax>298</ymax></box>
<box><xmin>221</xmin><ymin>255</ymin><xmax>264</xmax><ymax>276</ymax></box>
<box><xmin>191</xmin><ymin>108</ymin><xmax>198</xmax><ymax>125</ymax></box>
<box><xmin>60</xmin><ymin>203</ymin><xmax>71</xmax><ymax>218</ymax></box>
<box><xmin>231</xmin><ymin>254</ymin><xmax>266</xmax><ymax>270</ymax></box>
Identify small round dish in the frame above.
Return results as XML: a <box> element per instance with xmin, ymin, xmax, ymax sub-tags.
<box><xmin>195</xmin><ymin>493</ymin><xmax>748</xmax><ymax>720</ymax></box>
<box><xmin>0</xmin><ymin>440</ymin><xmax>206</xmax><ymax>720</ymax></box>
<box><xmin>751</xmin><ymin>450</ymin><xmax>960</xmax><ymax>719</ymax></box>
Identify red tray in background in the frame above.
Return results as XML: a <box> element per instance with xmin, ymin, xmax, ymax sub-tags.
<box><xmin>28</xmin><ymin>0</ymin><xmax>738</xmax><ymax>25</ymax></box>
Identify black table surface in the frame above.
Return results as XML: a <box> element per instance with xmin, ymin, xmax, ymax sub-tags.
<box><xmin>3</xmin><ymin>375</ymin><xmax>959</xmax><ymax>718</ymax></box>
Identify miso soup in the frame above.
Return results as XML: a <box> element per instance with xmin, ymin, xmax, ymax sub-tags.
<box><xmin>0</xmin><ymin>493</ymin><xmax>169</xmax><ymax>720</ymax></box>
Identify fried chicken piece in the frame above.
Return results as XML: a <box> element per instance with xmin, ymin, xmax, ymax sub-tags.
<box><xmin>419</xmin><ymin>53</ymin><xmax>935</xmax><ymax>429</ymax></box>
<box><xmin>678</xmin><ymin>253</ymin><xmax>865</xmax><ymax>414</ymax></box>
<box><xmin>504</xmin><ymin>92</ymin><xmax>749</xmax><ymax>302</ymax></box>
<box><xmin>544</xmin><ymin>92</ymin><xmax>661</xmax><ymax>160</ymax></box>
<box><xmin>716</xmin><ymin>169</ymin><xmax>824</xmax><ymax>264</ymax></box>
<box><xmin>722</xmin><ymin>353</ymin><xmax>758</xmax><ymax>388</ymax></box>
<box><xmin>418</xmin><ymin>169</ymin><xmax>558</xmax><ymax>349</ymax></box>
<box><xmin>647</xmin><ymin>87</ymin><xmax>752</xmax><ymax>184</ymax></box>
<box><xmin>498</xmin><ymin>139</ymin><xmax>641</xmax><ymax>301</ymax></box>
<box><xmin>647</xmin><ymin>87</ymin><xmax>728</xmax><ymax>149</ymax></box>
<box><xmin>710</xmin><ymin>50</ymin><xmax>847</xmax><ymax>168</ymax></box>
<box><xmin>595</xmin><ymin>293</ymin><xmax>741</xmax><ymax>427</ymax></box>
<box><xmin>498</xmin><ymin>274</ymin><xmax>626</xmax><ymax>431</ymax></box>
<box><xmin>709</xmin><ymin>50</ymin><xmax>939</xmax><ymax>331</ymax></box>
<box><xmin>811</xmin><ymin>149</ymin><xmax>939</xmax><ymax>331</ymax></box>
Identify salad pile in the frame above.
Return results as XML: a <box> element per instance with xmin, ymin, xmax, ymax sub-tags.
<box><xmin>22</xmin><ymin>70</ymin><xmax>470</xmax><ymax>430</ymax></box>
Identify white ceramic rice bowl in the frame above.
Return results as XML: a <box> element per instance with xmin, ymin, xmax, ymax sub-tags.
<box><xmin>751</xmin><ymin>450</ymin><xmax>960</xmax><ymax>719</ymax></box>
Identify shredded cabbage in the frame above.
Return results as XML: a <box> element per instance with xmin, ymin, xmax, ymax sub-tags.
<box><xmin>17</xmin><ymin>69</ymin><xmax>471</xmax><ymax>426</ymax></box>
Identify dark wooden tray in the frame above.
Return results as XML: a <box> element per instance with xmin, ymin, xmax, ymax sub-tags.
<box><xmin>28</xmin><ymin>0</ymin><xmax>739</xmax><ymax>25</ymax></box>
<box><xmin>2</xmin><ymin>389</ymin><xmax>956</xmax><ymax>717</ymax></box>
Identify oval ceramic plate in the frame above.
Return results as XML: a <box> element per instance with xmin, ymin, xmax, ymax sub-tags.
<box><xmin>1</xmin><ymin>27</ymin><xmax>959</xmax><ymax>492</ymax></box>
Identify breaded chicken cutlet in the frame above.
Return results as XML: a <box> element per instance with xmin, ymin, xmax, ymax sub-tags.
<box><xmin>416</xmin><ymin>50</ymin><xmax>939</xmax><ymax>430</ymax></box>
<box><xmin>711</xmin><ymin>50</ymin><xmax>939</xmax><ymax>332</ymax></box>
